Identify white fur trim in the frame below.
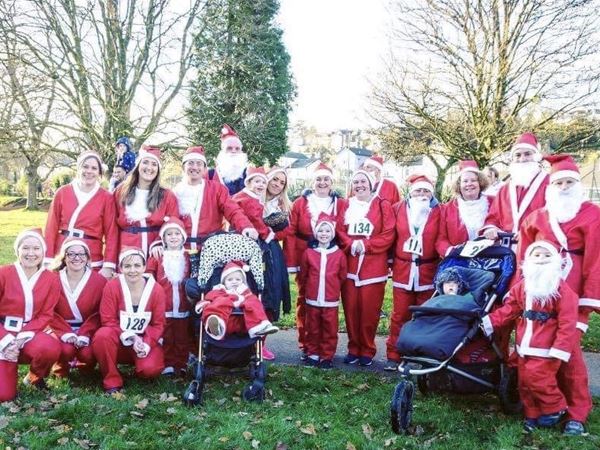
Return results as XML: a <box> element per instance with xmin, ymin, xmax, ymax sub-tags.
<box><xmin>0</xmin><ymin>334</ymin><xmax>15</xmax><ymax>351</ymax></box>
<box><xmin>578</xmin><ymin>298</ymin><xmax>600</xmax><ymax>308</ymax></box>
<box><xmin>481</xmin><ymin>316</ymin><xmax>494</xmax><ymax>336</ymax></box>
<box><xmin>313</xmin><ymin>169</ymin><xmax>333</xmax><ymax>179</ymax></box>
<box><xmin>137</xmin><ymin>150</ymin><xmax>161</xmax><ymax>167</ymax></box>
<box><xmin>577</xmin><ymin>322</ymin><xmax>588</xmax><ymax>333</ymax></box>
<box><xmin>182</xmin><ymin>153</ymin><xmax>207</xmax><ymax>164</ymax></box>
<box><xmin>548</xmin><ymin>347</ymin><xmax>571</xmax><ymax>362</ymax></box>
<box><xmin>346</xmin><ymin>273</ymin><xmax>388</xmax><ymax>286</ymax></box>
<box><xmin>364</xmin><ymin>159</ymin><xmax>383</xmax><ymax>172</ymax></box>
<box><xmin>409</xmin><ymin>181</ymin><xmax>433</xmax><ymax>193</ymax></box>
<box><xmin>15</xmin><ymin>331</ymin><xmax>34</xmax><ymax>344</ymax></box>
<box><xmin>550</xmin><ymin>170</ymin><xmax>580</xmax><ymax>183</ymax></box>
<box><xmin>14</xmin><ymin>230</ymin><xmax>46</xmax><ymax>255</ymax></box>
<box><xmin>511</xmin><ymin>142</ymin><xmax>540</xmax><ymax>156</ymax></box>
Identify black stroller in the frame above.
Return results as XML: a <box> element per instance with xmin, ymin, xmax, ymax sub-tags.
<box><xmin>182</xmin><ymin>233</ymin><xmax>269</xmax><ymax>406</ymax></box>
<box><xmin>390</xmin><ymin>236</ymin><xmax>521</xmax><ymax>434</ymax></box>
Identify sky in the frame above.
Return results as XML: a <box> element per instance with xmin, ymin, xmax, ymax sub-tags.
<box><xmin>277</xmin><ymin>0</ymin><xmax>390</xmax><ymax>131</ymax></box>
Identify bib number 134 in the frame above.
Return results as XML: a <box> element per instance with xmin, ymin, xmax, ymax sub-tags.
<box><xmin>349</xmin><ymin>219</ymin><xmax>373</xmax><ymax>237</ymax></box>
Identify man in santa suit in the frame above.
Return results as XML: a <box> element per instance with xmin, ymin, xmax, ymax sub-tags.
<box><xmin>436</xmin><ymin>160</ymin><xmax>493</xmax><ymax>257</ymax></box>
<box><xmin>0</xmin><ymin>228</ymin><xmax>61</xmax><ymax>401</ymax></box>
<box><xmin>518</xmin><ymin>154</ymin><xmax>600</xmax><ymax>435</ymax></box>
<box><xmin>360</xmin><ymin>154</ymin><xmax>401</xmax><ymax>204</ymax></box>
<box><xmin>170</xmin><ymin>145</ymin><xmax>257</xmax><ymax>253</ymax></box>
<box><xmin>386</xmin><ymin>174</ymin><xmax>441</xmax><ymax>370</ymax></box>
<box><xmin>336</xmin><ymin>169</ymin><xmax>395</xmax><ymax>366</ymax></box>
<box><xmin>208</xmin><ymin>124</ymin><xmax>248</xmax><ymax>196</ymax></box>
<box><xmin>482</xmin><ymin>132</ymin><xmax>549</xmax><ymax>239</ymax></box>
<box><xmin>482</xmin><ymin>241</ymin><xmax>578</xmax><ymax>433</ymax></box>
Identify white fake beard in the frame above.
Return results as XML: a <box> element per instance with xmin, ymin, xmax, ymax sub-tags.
<box><xmin>173</xmin><ymin>181</ymin><xmax>203</xmax><ymax>217</ymax></box>
<box><xmin>545</xmin><ymin>182</ymin><xmax>584</xmax><ymax>223</ymax></box>
<box><xmin>457</xmin><ymin>196</ymin><xmax>489</xmax><ymax>239</ymax></box>
<box><xmin>522</xmin><ymin>258</ymin><xmax>561</xmax><ymax>307</ymax></box>
<box><xmin>509</xmin><ymin>161</ymin><xmax>541</xmax><ymax>187</ymax></box>
<box><xmin>408</xmin><ymin>197</ymin><xmax>431</xmax><ymax>228</ymax></box>
<box><xmin>215</xmin><ymin>150</ymin><xmax>248</xmax><ymax>182</ymax></box>
<box><xmin>162</xmin><ymin>250</ymin><xmax>186</xmax><ymax>285</ymax></box>
<box><xmin>344</xmin><ymin>196</ymin><xmax>370</xmax><ymax>225</ymax></box>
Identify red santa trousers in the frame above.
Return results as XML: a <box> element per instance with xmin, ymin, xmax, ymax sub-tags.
<box><xmin>92</xmin><ymin>327</ymin><xmax>164</xmax><ymax>390</ymax></box>
<box><xmin>203</xmin><ymin>296</ymin><xmax>269</xmax><ymax>337</ymax></box>
<box><xmin>305</xmin><ymin>305</ymin><xmax>339</xmax><ymax>361</ymax></box>
<box><xmin>163</xmin><ymin>317</ymin><xmax>192</xmax><ymax>371</ymax></box>
<box><xmin>558</xmin><ymin>335</ymin><xmax>592</xmax><ymax>422</ymax></box>
<box><xmin>342</xmin><ymin>280</ymin><xmax>386</xmax><ymax>358</ymax></box>
<box><xmin>519</xmin><ymin>356</ymin><xmax>566</xmax><ymax>418</ymax></box>
<box><xmin>0</xmin><ymin>333</ymin><xmax>61</xmax><ymax>402</ymax></box>
<box><xmin>386</xmin><ymin>288</ymin><xmax>433</xmax><ymax>361</ymax></box>
<box><xmin>52</xmin><ymin>342</ymin><xmax>96</xmax><ymax>377</ymax></box>
<box><xmin>295</xmin><ymin>272</ymin><xmax>307</xmax><ymax>351</ymax></box>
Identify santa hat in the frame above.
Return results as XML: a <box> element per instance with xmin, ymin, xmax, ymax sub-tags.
<box><xmin>544</xmin><ymin>154</ymin><xmax>580</xmax><ymax>183</ymax></box>
<box><xmin>59</xmin><ymin>238</ymin><xmax>90</xmax><ymax>257</ymax></box>
<box><xmin>352</xmin><ymin>169</ymin><xmax>375</xmax><ymax>190</ymax></box>
<box><xmin>458</xmin><ymin>160</ymin><xmax>480</xmax><ymax>175</ymax></box>
<box><xmin>407</xmin><ymin>174</ymin><xmax>434</xmax><ymax>193</ymax></box>
<box><xmin>182</xmin><ymin>146</ymin><xmax>207</xmax><ymax>165</ymax></box>
<box><xmin>314</xmin><ymin>212</ymin><xmax>336</xmax><ymax>237</ymax></box>
<box><xmin>77</xmin><ymin>151</ymin><xmax>104</xmax><ymax>176</ymax></box>
<box><xmin>267</xmin><ymin>166</ymin><xmax>287</xmax><ymax>181</ymax></box>
<box><xmin>511</xmin><ymin>132</ymin><xmax>542</xmax><ymax>162</ymax></box>
<box><xmin>524</xmin><ymin>240</ymin><xmax>559</xmax><ymax>260</ymax></box>
<box><xmin>220</xmin><ymin>260</ymin><xmax>249</xmax><ymax>282</ymax></box>
<box><xmin>159</xmin><ymin>216</ymin><xmax>188</xmax><ymax>243</ymax></box>
<box><xmin>363</xmin><ymin>155</ymin><xmax>384</xmax><ymax>172</ymax></box>
<box><xmin>14</xmin><ymin>228</ymin><xmax>46</xmax><ymax>256</ymax></box>
<box><xmin>137</xmin><ymin>145</ymin><xmax>161</xmax><ymax>168</ymax></box>
<box><xmin>115</xmin><ymin>137</ymin><xmax>132</xmax><ymax>152</ymax></box>
<box><xmin>244</xmin><ymin>167</ymin><xmax>268</xmax><ymax>185</ymax></box>
<box><xmin>312</xmin><ymin>162</ymin><xmax>333</xmax><ymax>180</ymax></box>
<box><xmin>118</xmin><ymin>246</ymin><xmax>146</xmax><ymax>265</ymax></box>
<box><xmin>220</xmin><ymin>124</ymin><xmax>243</xmax><ymax>150</ymax></box>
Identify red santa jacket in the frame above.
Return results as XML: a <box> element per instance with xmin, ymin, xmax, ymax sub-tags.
<box><xmin>482</xmin><ymin>279</ymin><xmax>578</xmax><ymax>362</ymax></box>
<box><xmin>45</xmin><ymin>183</ymin><xmax>118</xmax><ymax>269</ymax></box>
<box><xmin>436</xmin><ymin>196</ymin><xmax>493</xmax><ymax>257</ymax></box>
<box><xmin>114</xmin><ymin>186</ymin><xmax>180</xmax><ymax>256</ymax></box>
<box><xmin>519</xmin><ymin>202</ymin><xmax>600</xmax><ymax>332</ymax></box>
<box><xmin>173</xmin><ymin>180</ymin><xmax>253</xmax><ymax>251</ymax></box>
<box><xmin>0</xmin><ymin>264</ymin><xmax>60</xmax><ymax>351</ymax></box>
<box><xmin>99</xmin><ymin>275</ymin><xmax>166</xmax><ymax>348</ymax></box>
<box><xmin>50</xmin><ymin>269</ymin><xmax>107</xmax><ymax>343</ymax></box>
<box><xmin>482</xmin><ymin>171</ymin><xmax>549</xmax><ymax>234</ymax></box>
<box><xmin>298</xmin><ymin>244</ymin><xmax>348</xmax><ymax>307</ymax></box>
<box><xmin>146</xmin><ymin>252</ymin><xmax>191</xmax><ymax>319</ymax></box>
<box><xmin>285</xmin><ymin>191</ymin><xmax>346</xmax><ymax>271</ymax></box>
<box><xmin>392</xmin><ymin>200</ymin><xmax>441</xmax><ymax>292</ymax></box>
<box><xmin>336</xmin><ymin>196</ymin><xmax>395</xmax><ymax>286</ymax></box>
<box><xmin>231</xmin><ymin>189</ymin><xmax>273</xmax><ymax>241</ymax></box>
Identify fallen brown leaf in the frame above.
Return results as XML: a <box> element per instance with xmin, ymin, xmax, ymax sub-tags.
<box><xmin>275</xmin><ymin>443</ymin><xmax>289</xmax><ymax>450</ymax></box>
<box><xmin>135</xmin><ymin>398</ymin><xmax>149</xmax><ymax>409</ymax></box>
<box><xmin>346</xmin><ymin>442</ymin><xmax>356</xmax><ymax>450</ymax></box>
<box><xmin>362</xmin><ymin>423</ymin><xmax>373</xmax><ymax>440</ymax></box>
<box><xmin>242</xmin><ymin>431</ymin><xmax>253</xmax><ymax>440</ymax></box>
<box><xmin>300</xmin><ymin>424</ymin><xmax>317</xmax><ymax>435</ymax></box>
<box><xmin>129</xmin><ymin>411</ymin><xmax>144</xmax><ymax>418</ymax></box>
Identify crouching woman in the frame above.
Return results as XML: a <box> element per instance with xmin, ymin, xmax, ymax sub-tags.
<box><xmin>92</xmin><ymin>247</ymin><xmax>166</xmax><ymax>394</ymax></box>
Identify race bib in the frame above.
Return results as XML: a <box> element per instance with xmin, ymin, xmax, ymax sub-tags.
<box><xmin>403</xmin><ymin>236</ymin><xmax>423</xmax><ymax>256</ymax></box>
<box><xmin>119</xmin><ymin>311</ymin><xmax>151</xmax><ymax>335</ymax></box>
<box><xmin>348</xmin><ymin>218</ymin><xmax>373</xmax><ymax>237</ymax></box>
<box><xmin>460</xmin><ymin>239</ymin><xmax>495</xmax><ymax>258</ymax></box>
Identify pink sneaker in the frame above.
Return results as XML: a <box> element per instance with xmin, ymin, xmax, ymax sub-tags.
<box><xmin>262</xmin><ymin>347</ymin><xmax>275</xmax><ymax>360</ymax></box>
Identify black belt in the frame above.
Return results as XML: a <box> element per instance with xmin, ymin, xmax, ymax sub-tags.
<box><xmin>59</xmin><ymin>230</ymin><xmax>99</xmax><ymax>240</ymax></box>
<box><xmin>398</xmin><ymin>257</ymin><xmax>438</xmax><ymax>266</ymax></box>
<box><xmin>296</xmin><ymin>233</ymin><xmax>313</xmax><ymax>242</ymax></box>
<box><xmin>186</xmin><ymin>236</ymin><xmax>207</xmax><ymax>244</ymax></box>
<box><xmin>123</xmin><ymin>226</ymin><xmax>161</xmax><ymax>234</ymax></box>
<box><xmin>566</xmin><ymin>248</ymin><xmax>584</xmax><ymax>256</ymax></box>
<box><xmin>523</xmin><ymin>310</ymin><xmax>557</xmax><ymax>323</ymax></box>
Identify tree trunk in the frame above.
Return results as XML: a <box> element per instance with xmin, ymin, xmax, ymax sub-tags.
<box><xmin>25</xmin><ymin>164</ymin><xmax>39</xmax><ymax>210</ymax></box>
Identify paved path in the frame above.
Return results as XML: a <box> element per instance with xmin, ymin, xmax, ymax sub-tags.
<box><xmin>266</xmin><ymin>329</ymin><xmax>600</xmax><ymax>396</ymax></box>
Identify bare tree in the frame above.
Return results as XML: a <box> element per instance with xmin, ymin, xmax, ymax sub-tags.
<box><xmin>0</xmin><ymin>0</ymin><xmax>207</xmax><ymax>168</ymax></box>
<box><xmin>370</xmin><ymin>0</ymin><xmax>600</xmax><ymax>191</ymax></box>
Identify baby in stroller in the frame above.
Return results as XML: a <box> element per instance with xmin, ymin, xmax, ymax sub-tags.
<box><xmin>196</xmin><ymin>260</ymin><xmax>279</xmax><ymax>340</ymax></box>
<box><xmin>436</xmin><ymin>267</ymin><xmax>470</xmax><ymax>297</ymax></box>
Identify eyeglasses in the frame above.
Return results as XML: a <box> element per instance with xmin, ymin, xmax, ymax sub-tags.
<box><xmin>66</xmin><ymin>252</ymin><xmax>87</xmax><ymax>260</ymax></box>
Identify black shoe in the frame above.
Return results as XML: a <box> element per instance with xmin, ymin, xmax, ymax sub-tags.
<box><xmin>358</xmin><ymin>356</ymin><xmax>373</xmax><ymax>366</ymax></box>
<box><xmin>299</xmin><ymin>352</ymin><xmax>308</xmax><ymax>362</ymax></box>
<box><xmin>304</xmin><ymin>358</ymin><xmax>319</xmax><ymax>367</ymax></box>
<box><xmin>343</xmin><ymin>354</ymin><xmax>359</xmax><ymax>364</ymax></box>
<box><xmin>318</xmin><ymin>360</ymin><xmax>333</xmax><ymax>370</ymax></box>
<box><xmin>523</xmin><ymin>418</ymin><xmax>537</xmax><ymax>433</ymax></box>
<box><xmin>383</xmin><ymin>360</ymin><xmax>399</xmax><ymax>372</ymax></box>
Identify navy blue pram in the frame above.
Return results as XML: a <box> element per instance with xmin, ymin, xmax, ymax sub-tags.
<box><xmin>390</xmin><ymin>238</ymin><xmax>521</xmax><ymax>434</ymax></box>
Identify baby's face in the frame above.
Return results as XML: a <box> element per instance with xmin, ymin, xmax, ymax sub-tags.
<box><xmin>443</xmin><ymin>281</ymin><xmax>459</xmax><ymax>295</ymax></box>
<box><xmin>223</xmin><ymin>271</ymin><xmax>245</xmax><ymax>290</ymax></box>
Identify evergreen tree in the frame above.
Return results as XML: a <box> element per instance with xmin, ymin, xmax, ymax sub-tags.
<box><xmin>188</xmin><ymin>0</ymin><xmax>295</xmax><ymax>164</ymax></box>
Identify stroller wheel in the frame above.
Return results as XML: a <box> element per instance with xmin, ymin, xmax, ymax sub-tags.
<box><xmin>390</xmin><ymin>380</ymin><xmax>415</xmax><ymax>434</ymax></box>
<box><xmin>249</xmin><ymin>362</ymin><xmax>267</xmax><ymax>381</ymax></box>
<box><xmin>498</xmin><ymin>367</ymin><xmax>522</xmax><ymax>415</ymax></box>
<box><xmin>416</xmin><ymin>374</ymin><xmax>429</xmax><ymax>396</ymax></box>
<box><xmin>242</xmin><ymin>380</ymin><xmax>265</xmax><ymax>403</ymax></box>
<box><xmin>182</xmin><ymin>363</ymin><xmax>205</xmax><ymax>407</ymax></box>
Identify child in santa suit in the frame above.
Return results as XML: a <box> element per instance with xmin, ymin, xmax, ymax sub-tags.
<box><xmin>196</xmin><ymin>261</ymin><xmax>279</xmax><ymax>340</ymax></box>
<box><xmin>0</xmin><ymin>229</ymin><xmax>61</xmax><ymax>401</ymax></box>
<box><xmin>298</xmin><ymin>213</ymin><xmax>347</xmax><ymax>369</ymax></box>
<box><xmin>146</xmin><ymin>217</ymin><xmax>192</xmax><ymax>376</ymax></box>
<box><xmin>92</xmin><ymin>248</ymin><xmax>166</xmax><ymax>394</ymax></box>
<box><xmin>50</xmin><ymin>238</ymin><xmax>107</xmax><ymax>377</ymax></box>
<box><xmin>481</xmin><ymin>241</ymin><xmax>578</xmax><ymax>433</ymax></box>
<box><xmin>336</xmin><ymin>169</ymin><xmax>395</xmax><ymax>367</ymax></box>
